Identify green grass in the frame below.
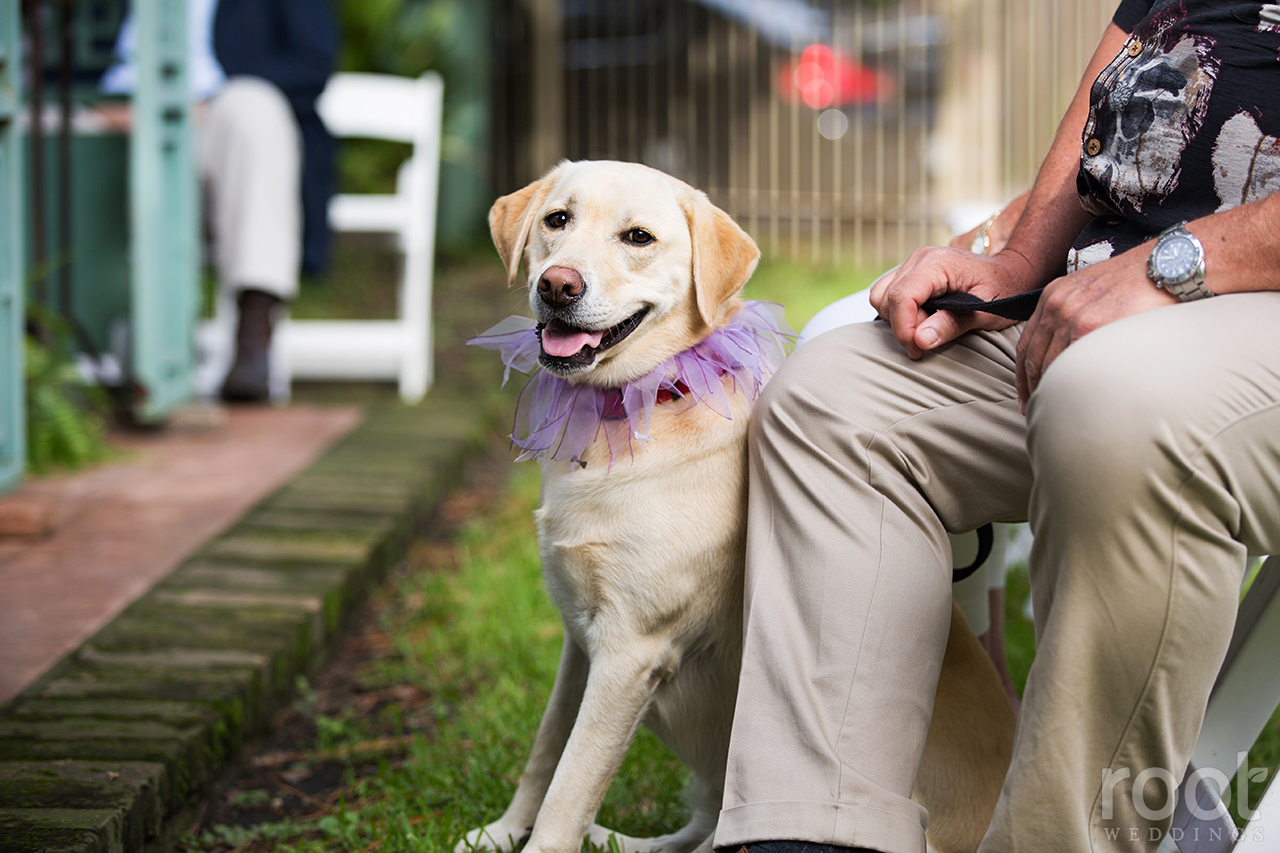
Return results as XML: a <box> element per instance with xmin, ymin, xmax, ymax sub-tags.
<box><xmin>289</xmin><ymin>234</ymin><xmax>409</xmax><ymax>322</ymax></box>
<box><xmin>1002</xmin><ymin>566</ymin><xmax>1036</xmax><ymax>698</ymax></box>
<box><xmin>743</xmin><ymin>257</ymin><xmax>885</xmax><ymax>334</ymax></box>
<box><xmin>183</xmin><ymin>463</ymin><xmax>689</xmax><ymax>853</ymax></box>
<box><xmin>372</xmin><ymin>465</ymin><xmax>690</xmax><ymax>849</ymax></box>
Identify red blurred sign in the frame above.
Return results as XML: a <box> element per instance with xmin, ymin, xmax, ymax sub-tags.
<box><xmin>776</xmin><ymin>44</ymin><xmax>894</xmax><ymax>109</ymax></box>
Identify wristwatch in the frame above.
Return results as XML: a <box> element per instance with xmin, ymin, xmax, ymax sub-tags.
<box><xmin>1147</xmin><ymin>222</ymin><xmax>1214</xmax><ymax>301</ymax></box>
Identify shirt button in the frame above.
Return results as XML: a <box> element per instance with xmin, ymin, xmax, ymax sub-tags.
<box><xmin>1127</xmin><ymin>39</ymin><xmax>1143</xmax><ymax>57</ymax></box>
<box><xmin>1086</xmin><ymin>138</ymin><xmax>1103</xmax><ymax>156</ymax></box>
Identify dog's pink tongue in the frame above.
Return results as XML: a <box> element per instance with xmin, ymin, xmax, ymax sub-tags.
<box><xmin>541</xmin><ymin>323</ymin><xmax>604</xmax><ymax>357</ymax></box>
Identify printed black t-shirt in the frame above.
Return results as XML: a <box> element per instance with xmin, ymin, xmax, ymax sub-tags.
<box><xmin>1068</xmin><ymin>1</ymin><xmax>1280</xmax><ymax>271</ymax></box>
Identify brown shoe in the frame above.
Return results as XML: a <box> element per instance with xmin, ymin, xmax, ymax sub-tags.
<box><xmin>220</xmin><ymin>289</ymin><xmax>281</xmax><ymax>403</ymax></box>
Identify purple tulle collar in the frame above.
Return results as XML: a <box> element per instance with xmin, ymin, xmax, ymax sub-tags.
<box><xmin>468</xmin><ymin>301</ymin><xmax>793</xmax><ymax>467</ymax></box>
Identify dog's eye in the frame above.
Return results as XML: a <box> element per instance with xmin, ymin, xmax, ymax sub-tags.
<box><xmin>623</xmin><ymin>228</ymin><xmax>655</xmax><ymax>246</ymax></box>
<box><xmin>544</xmin><ymin>211</ymin><xmax>570</xmax><ymax>229</ymax></box>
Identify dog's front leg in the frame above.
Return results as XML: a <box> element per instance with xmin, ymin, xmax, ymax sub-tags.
<box><xmin>522</xmin><ymin>642</ymin><xmax>674</xmax><ymax>853</ymax></box>
<box><xmin>457</xmin><ymin>633</ymin><xmax>589</xmax><ymax>852</ymax></box>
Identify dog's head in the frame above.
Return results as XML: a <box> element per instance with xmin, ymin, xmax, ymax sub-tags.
<box><xmin>489</xmin><ymin>160</ymin><xmax>759</xmax><ymax>387</ymax></box>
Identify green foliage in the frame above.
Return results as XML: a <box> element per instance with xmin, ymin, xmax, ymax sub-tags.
<box><xmin>315</xmin><ymin>709</ymin><xmax>367</xmax><ymax>752</ymax></box>
<box><xmin>1002</xmin><ymin>566</ymin><xmax>1035</xmax><ymax>698</ymax></box>
<box><xmin>335</xmin><ymin>0</ymin><xmax>489</xmax><ymax>195</ymax></box>
<box><xmin>1238</xmin><ymin>707</ymin><xmax>1280</xmax><ymax>827</ymax></box>
<box><xmin>339</xmin><ymin>0</ymin><xmax>464</xmax><ymax>79</ymax></box>
<box><xmin>227</xmin><ymin>789</ymin><xmax>272</xmax><ymax>810</ymax></box>
<box><xmin>190</xmin><ymin>818</ymin><xmax>305</xmax><ymax>850</ymax></box>
<box><xmin>23</xmin><ymin>311</ymin><xmax>110</xmax><ymax>475</ymax></box>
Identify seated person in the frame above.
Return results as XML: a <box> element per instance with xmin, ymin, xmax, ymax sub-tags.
<box><xmin>718</xmin><ymin>2</ymin><xmax>1280</xmax><ymax>851</ymax></box>
<box><xmin>100</xmin><ymin>0</ymin><xmax>337</xmax><ymax>401</ymax></box>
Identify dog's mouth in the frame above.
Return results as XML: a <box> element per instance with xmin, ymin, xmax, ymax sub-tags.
<box><xmin>537</xmin><ymin>307</ymin><xmax>650</xmax><ymax>370</ymax></box>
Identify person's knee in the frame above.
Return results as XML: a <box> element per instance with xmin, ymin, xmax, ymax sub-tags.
<box><xmin>752</xmin><ymin>348</ymin><xmax>815</xmax><ymax>448</ymax></box>
<box><xmin>751</xmin><ymin>329</ymin><xmax>876</xmax><ymax>459</ymax></box>
<box><xmin>1027</xmin><ymin>328</ymin><xmax>1188</xmax><ymax>509</ymax></box>
<box><xmin>208</xmin><ymin>77</ymin><xmax>298</xmax><ymax>143</ymax></box>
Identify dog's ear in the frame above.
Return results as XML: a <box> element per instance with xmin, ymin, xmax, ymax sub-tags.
<box><xmin>684</xmin><ymin>192</ymin><xmax>760</xmax><ymax>328</ymax></box>
<box><xmin>489</xmin><ymin>175</ymin><xmax>553</xmax><ymax>284</ymax></box>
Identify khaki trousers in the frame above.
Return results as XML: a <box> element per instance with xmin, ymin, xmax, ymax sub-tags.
<box><xmin>198</xmin><ymin>77</ymin><xmax>302</xmax><ymax>301</ymax></box>
<box><xmin>716</xmin><ymin>293</ymin><xmax>1280</xmax><ymax>852</ymax></box>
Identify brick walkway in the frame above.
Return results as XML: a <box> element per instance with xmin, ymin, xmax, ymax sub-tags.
<box><xmin>0</xmin><ymin>394</ymin><xmax>495</xmax><ymax>853</ymax></box>
<box><xmin>0</xmin><ymin>405</ymin><xmax>362</xmax><ymax>706</ymax></box>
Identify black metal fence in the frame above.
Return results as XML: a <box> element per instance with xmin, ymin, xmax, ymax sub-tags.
<box><xmin>492</xmin><ymin>0</ymin><xmax>1114</xmax><ymax>267</ymax></box>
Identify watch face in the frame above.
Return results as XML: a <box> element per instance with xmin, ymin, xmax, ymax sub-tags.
<box><xmin>1154</xmin><ymin>234</ymin><xmax>1199</xmax><ymax>282</ymax></box>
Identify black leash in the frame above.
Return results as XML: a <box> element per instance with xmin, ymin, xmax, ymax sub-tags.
<box><xmin>952</xmin><ymin>524</ymin><xmax>994</xmax><ymax>583</ymax></box>
<box><xmin>914</xmin><ymin>289</ymin><xmax>1036</xmax><ymax>582</ymax></box>
<box><xmin>922</xmin><ymin>288</ymin><xmax>1044</xmax><ymax>322</ymax></box>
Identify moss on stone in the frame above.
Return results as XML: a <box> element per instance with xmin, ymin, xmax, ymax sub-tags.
<box><xmin>0</xmin><ymin>718</ymin><xmax>209</xmax><ymax>803</ymax></box>
<box><xmin>263</xmin><ymin>488</ymin><xmax>409</xmax><ymax>515</ymax></box>
<box><xmin>7</xmin><ymin>699</ymin><xmax>219</xmax><ymax>729</ymax></box>
<box><xmin>199</xmin><ymin>534</ymin><xmax>371</xmax><ymax>566</ymax></box>
<box><xmin>91</xmin><ymin>600</ymin><xmax>313</xmax><ymax>658</ymax></box>
<box><xmin>0</xmin><ymin>807</ymin><xmax>123</xmax><ymax>853</ymax></box>
<box><xmin>160</xmin><ymin>563</ymin><xmax>350</xmax><ymax>593</ymax></box>
<box><xmin>0</xmin><ymin>761</ymin><xmax>165</xmax><ymax>850</ymax></box>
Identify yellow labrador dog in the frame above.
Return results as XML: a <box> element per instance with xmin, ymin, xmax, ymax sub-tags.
<box><xmin>459</xmin><ymin>161</ymin><xmax>1014</xmax><ymax>853</ymax></box>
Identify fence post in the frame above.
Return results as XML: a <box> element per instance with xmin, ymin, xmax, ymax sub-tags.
<box><xmin>130</xmin><ymin>0</ymin><xmax>197</xmax><ymax>422</ymax></box>
<box><xmin>525</xmin><ymin>0</ymin><xmax>564</xmax><ymax>177</ymax></box>
<box><xmin>0</xmin><ymin>0</ymin><xmax>24</xmax><ymax>493</ymax></box>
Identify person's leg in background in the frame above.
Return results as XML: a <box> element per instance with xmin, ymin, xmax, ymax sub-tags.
<box><xmin>980</xmin><ymin>292</ymin><xmax>1280</xmax><ymax>851</ymax></box>
<box><xmin>198</xmin><ymin>76</ymin><xmax>302</xmax><ymax>402</ymax></box>
<box><xmin>717</xmin><ymin>319</ymin><xmax>1032</xmax><ymax>853</ymax></box>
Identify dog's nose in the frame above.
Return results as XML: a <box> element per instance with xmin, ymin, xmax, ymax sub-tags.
<box><xmin>538</xmin><ymin>266</ymin><xmax>586</xmax><ymax>307</ymax></box>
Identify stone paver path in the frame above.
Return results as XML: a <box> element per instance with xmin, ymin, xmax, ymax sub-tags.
<box><xmin>0</xmin><ymin>406</ymin><xmax>362</xmax><ymax>705</ymax></box>
<box><xmin>0</xmin><ymin>397</ymin><xmax>494</xmax><ymax>853</ymax></box>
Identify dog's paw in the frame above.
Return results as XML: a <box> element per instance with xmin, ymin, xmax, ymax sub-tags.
<box><xmin>454</xmin><ymin>822</ymin><xmax>529</xmax><ymax>853</ymax></box>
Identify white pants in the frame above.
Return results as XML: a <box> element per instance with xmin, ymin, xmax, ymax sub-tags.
<box><xmin>198</xmin><ymin>76</ymin><xmax>302</xmax><ymax>301</ymax></box>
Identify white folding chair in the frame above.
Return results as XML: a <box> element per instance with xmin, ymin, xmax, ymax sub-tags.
<box><xmin>800</xmin><ymin>287</ymin><xmax>1280</xmax><ymax>853</ymax></box>
<box><xmin>196</xmin><ymin>71</ymin><xmax>444</xmax><ymax>404</ymax></box>
<box><xmin>282</xmin><ymin>71</ymin><xmax>444</xmax><ymax>403</ymax></box>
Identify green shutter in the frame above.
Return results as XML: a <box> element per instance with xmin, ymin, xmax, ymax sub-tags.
<box><xmin>0</xmin><ymin>0</ymin><xmax>24</xmax><ymax>492</ymax></box>
<box><xmin>129</xmin><ymin>0</ymin><xmax>197</xmax><ymax>422</ymax></box>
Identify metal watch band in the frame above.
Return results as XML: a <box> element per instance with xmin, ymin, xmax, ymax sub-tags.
<box><xmin>1149</xmin><ymin>222</ymin><xmax>1213</xmax><ymax>302</ymax></box>
<box><xmin>1166</xmin><ymin>275</ymin><xmax>1215</xmax><ymax>301</ymax></box>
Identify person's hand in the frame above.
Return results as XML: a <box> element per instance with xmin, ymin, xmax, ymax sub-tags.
<box><xmin>869</xmin><ymin>247</ymin><xmax>1035</xmax><ymax>359</ymax></box>
<box><xmin>1015</xmin><ymin>244</ymin><xmax>1176</xmax><ymax>412</ymax></box>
